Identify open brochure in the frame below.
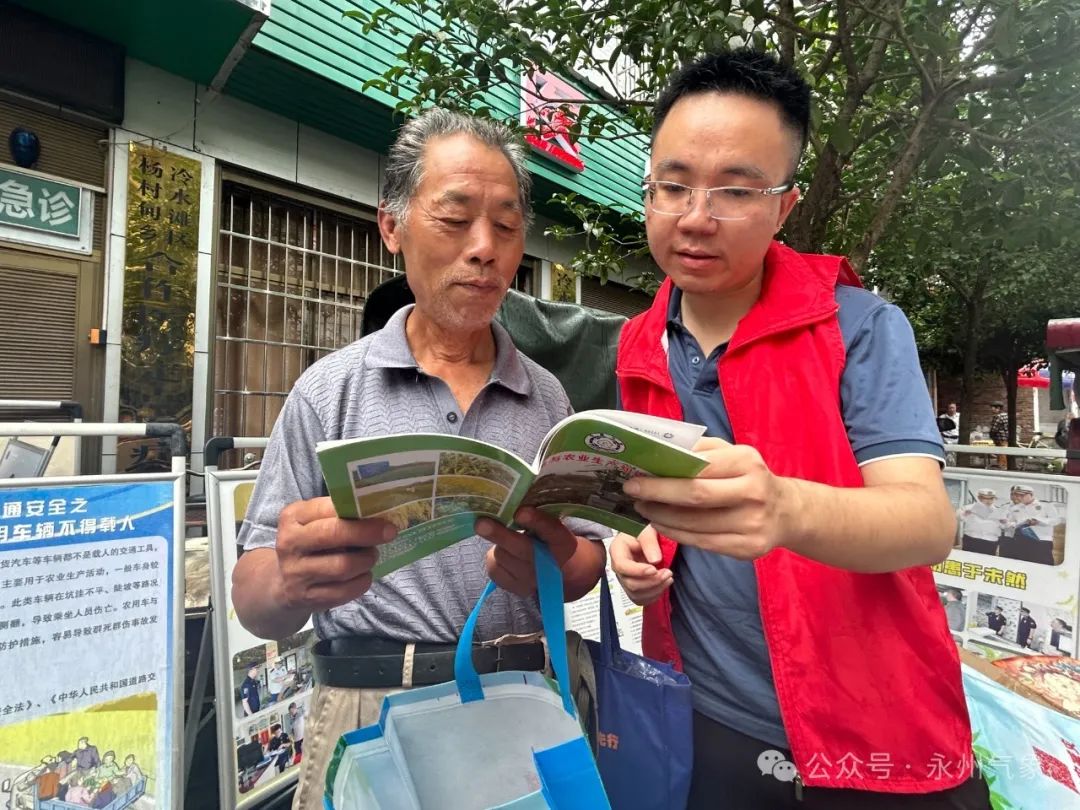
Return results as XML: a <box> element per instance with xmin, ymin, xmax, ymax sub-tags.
<box><xmin>317</xmin><ymin>410</ymin><xmax>708</xmax><ymax>578</ymax></box>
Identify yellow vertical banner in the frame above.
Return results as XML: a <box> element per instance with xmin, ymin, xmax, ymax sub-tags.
<box><xmin>120</xmin><ymin>144</ymin><xmax>201</xmax><ymax>467</ymax></box>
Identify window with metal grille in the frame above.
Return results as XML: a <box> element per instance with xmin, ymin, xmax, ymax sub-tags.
<box><xmin>213</xmin><ymin>182</ymin><xmax>398</xmax><ymax>445</ymax></box>
<box><xmin>512</xmin><ymin>260</ymin><xmax>538</xmax><ymax>296</ymax></box>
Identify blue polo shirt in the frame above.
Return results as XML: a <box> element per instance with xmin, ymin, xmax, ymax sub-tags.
<box><xmin>666</xmin><ymin>284</ymin><xmax>943</xmax><ymax>748</ymax></box>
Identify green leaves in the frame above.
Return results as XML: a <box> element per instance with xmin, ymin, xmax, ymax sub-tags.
<box><xmin>339</xmin><ymin>0</ymin><xmax>1080</xmax><ymax>311</ymax></box>
<box><xmin>1001</xmin><ymin>182</ymin><xmax>1025</xmax><ymax>209</ymax></box>
<box><xmin>829</xmin><ymin>121</ymin><xmax>854</xmax><ymax>154</ymax></box>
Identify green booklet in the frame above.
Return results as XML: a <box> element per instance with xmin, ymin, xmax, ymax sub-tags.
<box><xmin>316</xmin><ymin>410</ymin><xmax>709</xmax><ymax>578</ymax></box>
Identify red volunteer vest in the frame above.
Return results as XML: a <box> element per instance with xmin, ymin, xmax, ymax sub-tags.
<box><xmin>617</xmin><ymin>241</ymin><xmax>972</xmax><ymax>792</ymax></box>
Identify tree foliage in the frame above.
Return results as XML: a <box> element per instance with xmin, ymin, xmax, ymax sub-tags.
<box><xmin>346</xmin><ymin>0</ymin><xmax>1080</xmax><ymax>400</ymax></box>
<box><xmin>348</xmin><ymin>0</ymin><xmax>1080</xmax><ymax>262</ymax></box>
<box><xmin>873</xmin><ymin>136</ymin><xmax>1080</xmax><ymax>441</ymax></box>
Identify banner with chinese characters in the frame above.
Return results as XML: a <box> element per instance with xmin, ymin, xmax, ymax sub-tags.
<box><xmin>121</xmin><ymin>144</ymin><xmax>201</xmax><ymax>462</ymax></box>
<box><xmin>935</xmin><ymin>470</ymin><xmax>1079</xmax><ymax>664</ymax></box>
<box><xmin>0</xmin><ymin>477</ymin><xmax>183</xmax><ymax>808</ymax></box>
<box><xmin>205</xmin><ymin>470</ymin><xmax>316</xmax><ymax>809</ymax></box>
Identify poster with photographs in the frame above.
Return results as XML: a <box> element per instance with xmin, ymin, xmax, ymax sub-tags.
<box><xmin>934</xmin><ymin>471</ymin><xmax>1079</xmax><ymax>662</ymax></box>
<box><xmin>205</xmin><ymin>472</ymin><xmax>317</xmax><ymax>809</ymax></box>
<box><xmin>232</xmin><ymin>630</ymin><xmax>314</xmax><ymax>798</ymax></box>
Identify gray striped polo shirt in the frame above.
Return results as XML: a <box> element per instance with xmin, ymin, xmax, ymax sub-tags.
<box><xmin>240</xmin><ymin>305</ymin><xmax>602</xmax><ymax>643</ymax></box>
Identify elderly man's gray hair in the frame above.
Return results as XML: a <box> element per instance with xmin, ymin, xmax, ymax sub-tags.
<box><xmin>382</xmin><ymin>108</ymin><xmax>534</xmax><ymax>228</ymax></box>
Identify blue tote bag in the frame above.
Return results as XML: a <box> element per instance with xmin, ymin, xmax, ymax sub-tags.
<box><xmin>585</xmin><ymin>574</ymin><xmax>693</xmax><ymax>810</ymax></box>
<box><xmin>323</xmin><ymin>542</ymin><xmax>610</xmax><ymax>810</ymax></box>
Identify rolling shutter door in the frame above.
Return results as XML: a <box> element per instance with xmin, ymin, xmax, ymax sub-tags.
<box><xmin>0</xmin><ymin>265</ymin><xmax>78</xmax><ymax>402</ymax></box>
<box><xmin>579</xmin><ymin>277</ymin><xmax>653</xmax><ymax>318</ymax></box>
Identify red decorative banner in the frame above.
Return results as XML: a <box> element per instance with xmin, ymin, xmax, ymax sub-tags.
<box><xmin>521</xmin><ymin>70</ymin><xmax>585</xmax><ymax>173</ymax></box>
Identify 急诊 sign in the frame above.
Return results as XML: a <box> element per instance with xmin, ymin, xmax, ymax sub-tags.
<box><xmin>0</xmin><ymin>166</ymin><xmax>82</xmax><ymax>237</ymax></box>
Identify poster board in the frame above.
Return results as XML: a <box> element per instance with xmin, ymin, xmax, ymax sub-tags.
<box><xmin>0</xmin><ymin>471</ymin><xmax>185</xmax><ymax>810</ymax></box>
<box><xmin>565</xmin><ymin>536</ymin><xmax>644</xmax><ymax>656</ymax></box>
<box><xmin>935</xmin><ymin>468</ymin><xmax>1079</xmax><ymax>664</ymax></box>
<box><xmin>205</xmin><ymin>468</ymin><xmax>315</xmax><ymax>809</ymax></box>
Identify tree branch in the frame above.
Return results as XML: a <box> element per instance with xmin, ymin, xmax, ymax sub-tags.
<box><xmin>766</xmin><ymin>8</ymin><xmax>841</xmax><ymax>43</ymax></box>
<box><xmin>835</xmin><ymin>0</ymin><xmax>860</xmax><ymax>77</ymax></box>
<box><xmin>948</xmin><ymin>47</ymin><xmax>1079</xmax><ymax>96</ymax></box>
<box><xmin>957</xmin><ymin>0</ymin><xmax>989</xmax><ymax>44</ymax></box>
<box><xmin>850</xmin><ymin>97</ymin><xmax>942</xmax><ymax>271</ymax></box>
<box><xmin>811</xmin><ymin>38</ymin><xmax>842</xmax><ymax>83</ymax></box>
<box><xmin>945</xmin><ymin>120</ymin><xmax>1017</xmax><ymax>147</ymax></box>
<box><xmin>891</xmin><ymin>4</ymin><xmax>937</xmax><ymax>94</ymax></box>
<box><xmin>934</xmin><ymin>264</ymin><xmax>978</xmax><ymax>305</ymax></box>
<box><xmin>775</xmin><ymin>0</ymin><xmax>798</xmax><ymax>64</ymax></box>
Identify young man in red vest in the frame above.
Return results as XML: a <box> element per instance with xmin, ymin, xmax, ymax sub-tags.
<box><xmin>610</xmin><ymin>49</ymin><xmax>989</xmax><ymax>809</ymax></box>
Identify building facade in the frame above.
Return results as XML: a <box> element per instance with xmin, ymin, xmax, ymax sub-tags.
<box><xmin>0</xmin><ymin>0</ymin><xmax>653</xmax><ymax>475</ymax></box>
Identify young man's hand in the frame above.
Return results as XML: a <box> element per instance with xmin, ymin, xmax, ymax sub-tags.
<box><xmin>610</xmin><ymin>527</ymin><xmax>672</xmax><ymax>606</ymax></box>
<box><xmin>623</xmin><ymin>438</ymin><xmax>789</xmax><ymax>560</ymax></box>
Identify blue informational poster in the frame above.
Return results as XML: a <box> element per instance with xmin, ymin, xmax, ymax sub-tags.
<box><xmin>0</xmin><ymin>480</ymin><xmax>181</xmax><ymax>810</ymax></box>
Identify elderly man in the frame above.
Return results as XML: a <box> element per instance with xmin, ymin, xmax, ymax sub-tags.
<box><xmin>232</xmin><ymin>108</ymin><xmax>606</xmax><ymax>809</ymax></box>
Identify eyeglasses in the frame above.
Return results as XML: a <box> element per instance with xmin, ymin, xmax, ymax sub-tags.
<box><xmin>642</xmin><ymin>179</ymin><xmax>794</xmax><ymax>221</ymax></box>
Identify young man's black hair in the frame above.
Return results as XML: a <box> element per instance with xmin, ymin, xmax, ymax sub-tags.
<box><xmin>652</xmin><ymin>48</ymin><xmax>811</xmax><ymax>171</ymax></box>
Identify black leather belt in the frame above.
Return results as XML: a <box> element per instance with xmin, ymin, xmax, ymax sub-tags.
<box><xmin>312</xmin><ymin>637</ymin><xmax>547</xmax><ymax>689</ymax></box>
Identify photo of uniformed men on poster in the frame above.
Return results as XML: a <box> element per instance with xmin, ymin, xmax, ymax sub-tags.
<box><xmin>952</xmin><ymin>480</ymin><xmax>1066</xmax><ymax>566</ymax></box>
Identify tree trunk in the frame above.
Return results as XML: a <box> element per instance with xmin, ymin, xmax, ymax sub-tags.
<box><xmin>849</xmin><ymin>98</ymin><xmax>942</xmax><ymax>272</ymax></box>
<box><xmin>785</xmin><ymin>147</ymin><xmax>845</xmax><ymax>252</ymax></box>
<box><xmin>777</xmin><ymin>0</ymin><xmax>796</xmax><ymax>65</ymax></box>
<box><xmin>958</xmin><ymin>297</ymin><xmax>982</xmax><ymax>446</ymax></box>
<box><xmin>957</xmin><ymin>277</ymin><xmax>988</xmax><ymax>461</ymax></box>
<box><xmin>1003</xmin><ymin>361</ymin><xmax>1019</xmax><ymax>471</ymax></box>
<box><xmin>784</xmin><ymin>8</ymin><xmax>897</xmax><ymax>253</ymax></box>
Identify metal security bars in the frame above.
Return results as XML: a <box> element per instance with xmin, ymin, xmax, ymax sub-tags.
<box><xmin>213</xmin><ymin>182</ymin><xmax>397</xmax><ymax>444</ymax></box>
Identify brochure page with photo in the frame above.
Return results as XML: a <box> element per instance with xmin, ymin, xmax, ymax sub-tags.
<box><xmin>316</xmin><ymin>410</ymin><xmax>708</xmax><ymax>577</ymax></box>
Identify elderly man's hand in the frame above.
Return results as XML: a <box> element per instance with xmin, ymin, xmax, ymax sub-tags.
<box><xmin>623</xmin><ymin>437</ymin><xmax>790</xmax><ymax>560</ymax></box>
<box><xmin>610</xmin><ymin>527</ymin><xmax>672</xmax><ymax>606</ymax></box>
<box><xmin>476</xmin><ymin>507</ymin><xmax>581</xmax><ymax>597</ymax></box>
<box><xmin>273</xmin><ymin>497</ymin><xmax>397</xmax><ymax>613</ymax></box>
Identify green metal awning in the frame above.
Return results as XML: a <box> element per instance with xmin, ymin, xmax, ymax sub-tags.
<box><xmin>14</xmin><ymin>0</ymin><xmax>270</xmax><ymax>88</ymax></box>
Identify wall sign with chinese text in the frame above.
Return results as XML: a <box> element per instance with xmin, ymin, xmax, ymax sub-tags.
<box><xmin>0</xmin><ymin>477</ymin><xmax>183</xmax><ymax>808</ymax></box>
<box><xmin>935</xmin><ymin>470</ymin><xmax>1078</xmax><ymax>664</ymax></box>
<box><xmin>521</xmin><ymin>70</ymin><xmax>586</xmax><ymax>173</ymax></box>
<box><xmin>121</xmin><ymin>144</ymin><xmax>201</xmax><ymax>460</ymax></box>
<box><xmin>0</xmin><ymin>165</ymin><xmax>93</xmax><ymax>254</ymax></box>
